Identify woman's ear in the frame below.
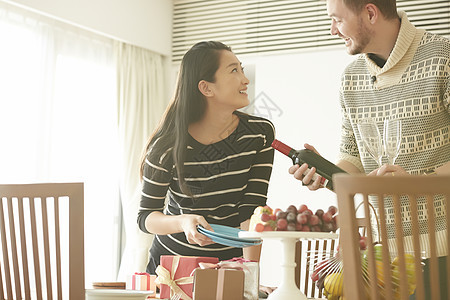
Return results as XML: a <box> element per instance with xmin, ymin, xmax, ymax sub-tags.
<box><xmin>198</xmin><ymin>80</ymin><xmax>213</xmax><ymax>97</ymax></box>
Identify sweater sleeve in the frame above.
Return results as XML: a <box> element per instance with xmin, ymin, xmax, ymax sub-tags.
<box><xmin>238</xmin><ymin>119</ymin><xmax>275</xmax><ymax>223</ymax></box>
<box><xmin>445</xmin><ymin>62</ymin><xmax>449</xmax><ymax>114</ymax></box>
<box><xmin>137</xmin><ymin>146</ymin><xmax>173</xmax><ymax>233</ymax></box>
<box><xmin>337</xmin><ymin>78</ymin><xmax>365</xmax><ymax>173</ymax></box>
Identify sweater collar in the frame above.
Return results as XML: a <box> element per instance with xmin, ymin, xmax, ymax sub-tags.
<box><xmin>364</xmin><ymin>11</ymin><xmax>417</xmax><ymax>74</ymax></box>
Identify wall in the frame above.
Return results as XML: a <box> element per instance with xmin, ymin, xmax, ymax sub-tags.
<box><xmin>240</xmin><ymin>47</ymin><xmax>355</xmax><ymax>286</ymax></box>
<box><xmin>1</xmin><ymin>0</ymin><xmax>172</xmax><ymax>56</ymax></box>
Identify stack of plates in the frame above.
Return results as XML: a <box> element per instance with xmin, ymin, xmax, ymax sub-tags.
<box><xmin>197</xmin><ymin>224</ymin><xmax>262</xmax><ymax>248</ymax></box>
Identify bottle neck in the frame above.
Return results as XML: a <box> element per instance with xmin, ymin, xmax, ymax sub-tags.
<box><xmin>271</xmin><ymin>139</ymin><xmax>294</xmax><ymax>156</ymax></box>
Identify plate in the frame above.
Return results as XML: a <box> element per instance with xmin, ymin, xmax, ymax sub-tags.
<box><xmin>238</xmin><ymin>230</ymin><xmax>339</xmax><ymax>240</ymax></box>
<box><xmin>198</xmin><ymin>224</ymin><xmax>261</xmax><ymax>243</ymax></box>
<box><xmin>85</xmin><ymin>289</ymin><xmax>154</xmax><ymax>300</ymax></box>
<box><xmin>197</xmin><ymin>224</ymin><xmax>261</xmax><ymax>248</ymax></box>
<box><xmin>203</xmin><ymin>232</ymin><xmax>261</xmax><ymax>248</ymax></box>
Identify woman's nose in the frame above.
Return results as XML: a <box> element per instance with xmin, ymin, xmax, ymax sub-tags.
<box><xmin>243</xmin><ymin>74</ymin><xmax>249</xmax><ymax>85</ymax></box>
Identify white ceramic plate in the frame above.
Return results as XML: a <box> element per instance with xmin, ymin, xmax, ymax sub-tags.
<box><xmin>85</xmin><ymin>289</ymin><xmax>154</xmax><ymax>300</ymax></box>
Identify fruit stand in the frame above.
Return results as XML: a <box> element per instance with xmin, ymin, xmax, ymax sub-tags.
<box><xmin>240</xmin><ymin>231</ymin><xmax>338</xmax><ymax>300</ymax></box>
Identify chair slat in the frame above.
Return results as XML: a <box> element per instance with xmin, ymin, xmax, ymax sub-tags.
<box><xmin>409</xmin><ymin>194</ymin><xmax>425</xmax><ymax>300</ymax></box>
<box><xmin>7</xmin><ymin>197</ymin><xmax>22</xmax><ymax>299</ymax></box>
<box><xmin>18</xmin><ymin>197</ymin><xmax>31</xmax><ymax>299</ymax></box>
<box><xmin>0</xmin><ymin>198</ymin><xmax>13</xmax><ymax>300</ymax></box>
<box><xmin>29</xmin><ymin>197</ymin><xmax>43</xmax><ymax>300</ymax></box>
<box><xmin>40</xmin><ymin>197</ymin><xmax>53</xmax><ymax>300</ymax></box>
<box><xmin>426</xmin><ymin>194</ymin><xmax>440</xmax><ymax>300</ymax></box>
<box><xmin>54</xmin><ymin>198</ymin><xmax>62</xmax><ymax>300</ymax></box>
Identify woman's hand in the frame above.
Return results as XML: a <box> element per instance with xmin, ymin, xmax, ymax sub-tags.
<box><xmin>179</xmin><ymin>214</ymin><xmax>214</xmax><ymax>246</ymax></box>
<box><xmin>259</xmin><ymin>285</ymin><xmax>277</xmax><ymax>296</ymax></box>
<box><xmin>368</xmin><ymin>164</ymin><xmax>409</xmax><ymax>176</ymax></box>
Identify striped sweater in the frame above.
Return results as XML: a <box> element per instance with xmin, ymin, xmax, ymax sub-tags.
<box><xmin>138</xmin><ymin>111</ymin><xmax>275</xmax><ymax>274</ymax></box>
<box><xmin>338</xmin><ymin>11</ymin><xmax>449</xmax><ymax>257</ymax></box>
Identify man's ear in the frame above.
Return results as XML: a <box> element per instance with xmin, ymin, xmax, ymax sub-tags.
<box><xmin>198</xmin><ymin>80</ymin><xmax>213</xmax><ymax>97</ymax></box>
<box><xmin>365</xmin><ymin>3</ymin><xmax>379</xmax><ymax>24</ymax></box>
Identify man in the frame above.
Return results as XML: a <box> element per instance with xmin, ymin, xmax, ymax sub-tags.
<box><xmin>289</xmin><ymin>0</ymin><xmax>449</xmax><ymax>298</ymax></box>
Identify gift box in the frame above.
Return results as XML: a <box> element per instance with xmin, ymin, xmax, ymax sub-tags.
<box><xmin>126</xmin><ymin>272</ymin><xmax>156</xmax><ymax>293</ymax></box>
<box><xmin>222</xmin><ymin>258</ymin><xmax>259</xmax><ymax>300</ymax></box>
<box><xmin>156</xmin><ymin>255</ymin><xmax>219</xmax><ymax>300</ymax></box>
<box><xmin>193</xmin><ymin>268</ymin><xmax>244</xmax><ymax>300</ymax></box>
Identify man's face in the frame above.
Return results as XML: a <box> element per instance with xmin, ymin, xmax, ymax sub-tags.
<box><xmin>326</xmin><ymin>0</ymin><xmax>373</xmax><ymax>55</ymax></box>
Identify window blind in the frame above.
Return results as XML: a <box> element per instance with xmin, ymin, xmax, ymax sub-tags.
<box><xmin>172</xmin><ymin>0</ymin><xmax>450</xmax><ymax>62</ymax></box>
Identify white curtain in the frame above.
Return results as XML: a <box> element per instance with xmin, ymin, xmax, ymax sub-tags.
<box><xmin>115</xmin><ymin>41</ymin><xmax>167</xmax><ymax>279</ymax></box>
<box><xmin>0</xmin><ymin>2</ymin><xmax>120</xmax><ymax>285</ymax></box>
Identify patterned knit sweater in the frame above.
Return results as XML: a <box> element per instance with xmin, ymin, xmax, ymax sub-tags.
<box><xmin>338</xmin><ymin>11</ymin><xmax>449</xmax><ymax>257</ymax></box>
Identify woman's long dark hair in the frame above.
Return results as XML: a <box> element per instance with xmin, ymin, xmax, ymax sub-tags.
<box><xmin>140</xmin><ymin>41</ymin><xmax>232</xmax><ymax>196</ymax></box>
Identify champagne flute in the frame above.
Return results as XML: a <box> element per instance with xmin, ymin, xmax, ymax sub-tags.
<box><xmin>383</xmin><ymin>119</ymin><xmax>402</xmax><ymax>165</ymax></box>
<box><xmin>357</xmin><ymin>120</ymin><xmax>383</xmax><ymax>167</ymax></box>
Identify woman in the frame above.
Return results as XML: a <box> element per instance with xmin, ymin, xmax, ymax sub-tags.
<box><xmin>138</xmin><ymin>41</ymin><xmax>275</xmax><ymax>276</ymax></box>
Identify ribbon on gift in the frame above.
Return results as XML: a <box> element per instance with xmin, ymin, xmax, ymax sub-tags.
<box><xmin>192</xmin><ymin>260</ymin><xmax>249</xmax><ymax>276</ymax></box>
<box><xmin>155</xmin><ymin>256</ymin><xmax>193</xmax><ymax>300</ymax></box>
<box><xmin>132</xmin><ymin>272</ymin><xmax>151</xmax><ymax>290</ymax></box>
<box><xmin>223</xmin><ymin>257</ymin><xmax>256</xmax><ymax>263</ymax></box>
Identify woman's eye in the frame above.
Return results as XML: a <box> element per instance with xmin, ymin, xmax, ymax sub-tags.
<box><xmin>231</xmin><ymin>68</ymin><xmax>238</xmax><ymax>72</ymax></box>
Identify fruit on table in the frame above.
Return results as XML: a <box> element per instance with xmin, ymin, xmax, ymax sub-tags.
<box><xmin>249</xmin><ymin>204</ymin><xmax>339</xmax><ymax>232</ymax></box>
<box><xmin>324</xmin><ymin>272</ymin><xmax>343</xmax><ymax>297</ymax></box>
<box><xmin>392</xmin><ymin>254</ymin><xmax>416</xmax><ymax>295</ymax></box>
<box><xmin>249</xmin><ymin>205</ymin><xmax>277</xmax><ymax>232</ymax></box>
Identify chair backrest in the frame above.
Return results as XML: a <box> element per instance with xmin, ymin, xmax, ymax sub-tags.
<box><xmin>334</xmin><ymin>174</ymin><xmax>450</xmax><ymax>300</ymax></box>
<box><xmin>0</xmin><ymin>183</ymin><xmax>84</xmax><ymax>300</ymax></box>
<box><xmin>295</xmin><ymin>239</ymin><xmax>338</xmax><ymax>298</ymax></box>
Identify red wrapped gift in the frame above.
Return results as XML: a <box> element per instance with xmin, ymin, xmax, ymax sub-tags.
<box><xmin>126</xmin><ymin>272</ymin><xmax>156</xmax><ymax>293</ymax></box>
<box><xmin>156</xmin><ymin>255</ymin><xmax>219</xmax><ymax>300</ymax></box>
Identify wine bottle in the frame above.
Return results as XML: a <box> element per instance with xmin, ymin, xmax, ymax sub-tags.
<box><xmin>271</xmin><ymin>139</ymin><xmax>347</xmax><ymax>191</ymax></box>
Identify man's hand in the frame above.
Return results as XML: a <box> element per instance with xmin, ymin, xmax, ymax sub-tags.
<box><xmin>288</xmin><ymin>143</ymin><xmax>324</xmax><ymax>191</ymax></box>
<box><xmin>368</xmin><ymin>164</ymin><xmax>409</xmax><ymax>176</ymax></box>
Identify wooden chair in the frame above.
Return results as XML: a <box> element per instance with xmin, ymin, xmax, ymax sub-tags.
<box><xmin>295</xmin><ymin>238</ymin><xmax>338</xmax><ymax>298</ymax></box>
<box><xmin>0</xmin><ymin>183</ymin><xmax>84</xmax><ymax>299</ymax></box>
<box><xmin>334</xmin><ymin>174</ymin><xmax>450</xmax><ymax>300</ymax></box>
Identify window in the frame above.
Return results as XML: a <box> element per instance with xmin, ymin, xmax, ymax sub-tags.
<box><xmin>0</xmin><ymin>3</ymin><xmax>120</xmax><ymax>285</ymax></box>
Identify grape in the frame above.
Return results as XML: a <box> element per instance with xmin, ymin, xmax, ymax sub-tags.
<box><xmin>260</xmin><ymin>213</ymin><xmax>271</xmax><ymax>222</ymax></box>
<box><xmin>315</xmin><ymin>209</ymin><xmax>324</xmax><ymax>219</ymax></box>
<box><xmin>359</xmin><ymin>236</ymin><xmax>367</xmax><ymax>250</ymax></box>
<box><xmin>277</xmin><ymin>218</ymin><xmax>288</xmax><ymax>231</ymax></box>
<box><xmin>286</xmin><ymin>212</ymin><xmax>297</xmax><ymax>223</ymax></box>
<box><xmin>322</xmin><ymin>222</ymin><xmax>334</xmax><ymax>232</ymax></box>
<box><xmin>255</xmin><ymin>223</ymin><xmax>264</xmax><ymax>232</ymax></box>
<box><xmin>298</xmin><ymin>204</ymin><xmax>308</xmax><ymax>213</ymax></box>
<box><xmin>310</xmin><ymin>215</ymin><xmax>320</xmax><ymax>226</ymax></box>
<box><xmin>328</xmin><ymin>205</ymin><xmax>337</xmax><ymax>216</ymax></box>
<box><xmin>296</xmin><ymin>213</ymin><xmax>308</xmax><ymax>225</ymax></box>
<box><xmin>295</xmin><ymin>222</ymin><xmax>303</xmax><ymax>231</ymax></box>
<box><xmin>301</xmin><ymin>225</ymin><xmax>311</xmax><ymax>232</ymax></box>
<box><xmin>322</xmin><ymin>211</ymin><xmax>333</xmax><ymax>223</ymax></box>
<box><xmin>287</xmin><ymin>223</ymin><xmax>296</xmax><ymax>231</ymax></box>
<box><xmin>276</xmin><ymin>211</ymin><xmax>287</xmax><ymax>220</ymax></box>
<box><xmin>286</xmin><ymin>205</ymin><xmax>297</xmax><ymax>215</ymax></box>
<box><xmin>311</xmin><ymin>225</ymin><xmax>322</xmax><ymax>232</ymax></box>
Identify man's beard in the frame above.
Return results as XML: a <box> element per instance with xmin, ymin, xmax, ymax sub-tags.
<box><xmin>348</xmin><ymin>18</ymin><xmax>372</xmax><ymax>55</ymax></box>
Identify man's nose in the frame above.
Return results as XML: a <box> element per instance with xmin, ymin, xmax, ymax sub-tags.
<box><xmin>330</xmin><ymin>20</ymin><xmax>338</xmax><ymax>36</ymax></box>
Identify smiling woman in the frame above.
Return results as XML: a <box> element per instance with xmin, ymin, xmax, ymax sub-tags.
<box><xmin>0</xmin><ymin>2</ymin><xmax>120</xmax><ymax>286</ymax></box>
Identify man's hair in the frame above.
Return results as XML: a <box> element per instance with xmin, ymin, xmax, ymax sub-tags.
<box><xmin>342</xmin><ymin>0</ymin><xmax>398</xmax><ymax>19</ymax></box>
